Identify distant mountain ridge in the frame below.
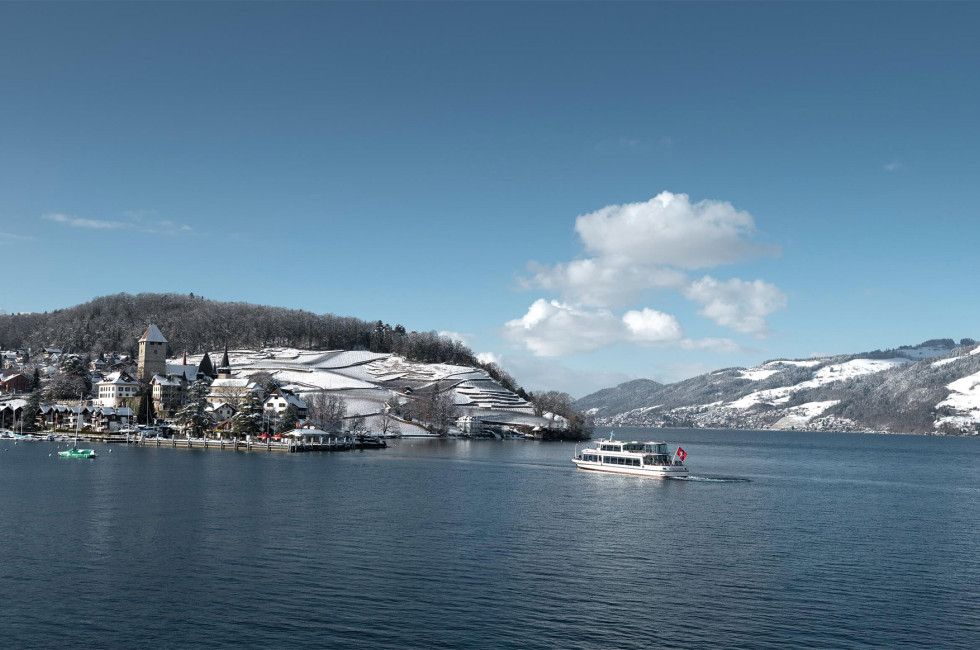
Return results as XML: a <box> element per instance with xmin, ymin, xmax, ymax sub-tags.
<box><xmin>575</xmin><ymin>339</ymin><xmax>980</xmax><ymax>435</ymax></box>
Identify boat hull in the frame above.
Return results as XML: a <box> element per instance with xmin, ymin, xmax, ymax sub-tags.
<box><xmin>572</xmin><ymin>458</ymin><xmax>688</xmax><ymax>478</ymax></box>
<box><xmin>58</xmin><ymin>449</ymin><xmax>97</xmax><ymax>459</ymax></box>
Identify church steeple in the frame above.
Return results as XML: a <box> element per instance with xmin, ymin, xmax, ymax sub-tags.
<box><xmin>218</xmin><ymin>344</ymin><xmax>232</xmax><ymax>379</ymax></box>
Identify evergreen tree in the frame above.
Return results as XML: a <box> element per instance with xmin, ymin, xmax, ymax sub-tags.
<box><xmin>175</xmin><ymin>380</ymin><xmax>215</xmax><ymax>437</ymax></box>
<box><xmin>23</xmin><ymin>389</ymin><xmax>42</xmax><ymax>432</ymax></box>
<box><xmin>135</xmin><ymin>384</ymin><xmax>156</xmax><ymax>426</ymax></box>
<box><xmin>231</xmin><ymin>391</ymin><xmax>264</xmax><ymax>438</ymax></box>
<box><xmin>278</xmin><ymin>404</ymin><xmax>300</xmax><ymax>433</ymax></box>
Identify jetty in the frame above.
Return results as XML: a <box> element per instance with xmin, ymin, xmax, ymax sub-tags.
<box><xmin>124</xmin><ymin>431</ymin><xmax>387</xmax><ymax>453</ymax></box>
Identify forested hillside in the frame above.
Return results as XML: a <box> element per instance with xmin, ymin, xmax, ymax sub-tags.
<box><xmin>0</xmin><ymin>293</ymin><xmax>477</xmax><ymax>368</ymax></box>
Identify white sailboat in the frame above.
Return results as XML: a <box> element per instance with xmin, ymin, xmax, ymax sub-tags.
<box><xmin>58</xmin><ymin>398</ymin><xmax>97</xmax><ymax>459</ymax></box>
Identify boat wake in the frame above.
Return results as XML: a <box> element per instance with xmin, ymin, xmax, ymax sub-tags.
<box><xmin>672</xmin><ymin>475</ymin><xmax>750</xmax><ymax>483</ymax></box>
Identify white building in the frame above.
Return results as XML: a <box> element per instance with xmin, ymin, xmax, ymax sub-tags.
<box><xmin>97</xmin><ymin>371</ymin><xmax>139</xmax><ymax>407</ymax></box>
<box><xmin>263</xmin><ymin>388</ymin><xmax>308</xmax><ymax>419</ymax></box>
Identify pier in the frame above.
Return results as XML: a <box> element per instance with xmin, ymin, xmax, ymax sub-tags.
<box><xmin>124</xmin><ymin>433</ymin><xmax>387</xmax><ymax>453</ymax></box>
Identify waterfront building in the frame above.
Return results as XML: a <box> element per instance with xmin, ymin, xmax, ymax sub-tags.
<box><xmin>263</xmin><ymin>388</ymin><xmax>308</xmax><ymax>419</ymax></box>
<box><xmin>151</xmin><ymin>373</ymin><xmax>187</xmax><ymax>417</ymax></box>
<box><xmin>97</xmin><ymin>371</ymin><xmax>139</xmax><ymax>407</ymax></box>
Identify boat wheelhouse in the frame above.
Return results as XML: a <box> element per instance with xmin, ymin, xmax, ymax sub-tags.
<box><xmin>572</xmin><ymin>435</ymin><xmax>688</xmax><ymax>477</ymax></box>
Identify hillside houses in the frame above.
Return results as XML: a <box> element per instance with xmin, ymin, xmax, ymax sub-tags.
<box><xmin>1</xmin><ymin>322</ymin><xmax>562</xmax><ymax>439</ymax></box>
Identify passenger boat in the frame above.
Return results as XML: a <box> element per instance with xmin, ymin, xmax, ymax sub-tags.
<box><xmin>572</xmin><ymin>434</ymin><xmax>688</xmax><ymax>477</ymax></box>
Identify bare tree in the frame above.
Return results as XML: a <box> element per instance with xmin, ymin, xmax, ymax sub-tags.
<box><xmin>378</xmin><ymin>400</ymin><xmax>402</xmax><ymax>437</ymax></box>
<box><xmin>307</xmin><ymin>392</ymin><xmax>347</xmax><ymax>432</ymax></box>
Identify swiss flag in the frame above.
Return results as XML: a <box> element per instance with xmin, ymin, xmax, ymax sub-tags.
<box><xmin>676</xmin><ymin>447</ymin><xmax>687</xmax><ymax>461</ymax></box>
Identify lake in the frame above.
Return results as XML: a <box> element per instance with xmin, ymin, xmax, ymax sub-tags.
<box><xmin>1</xmin><ymin>429</ymin><xmax>978</xmax><ymax>648</ymax></box>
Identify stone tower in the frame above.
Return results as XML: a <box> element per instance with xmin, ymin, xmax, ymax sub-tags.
<box><xmin>138</xmin><ymin>324</ymin><xmax>168</xmax><ymax>381</ymax></box>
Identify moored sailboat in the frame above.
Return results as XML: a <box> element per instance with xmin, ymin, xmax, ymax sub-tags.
<box><xmin>58</xmin><ymin>399</ymin><xmax>97</xmax><ymax>459</ymax></box>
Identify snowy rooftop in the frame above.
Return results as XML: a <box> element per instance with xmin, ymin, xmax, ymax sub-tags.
<box><xmin>139</xmin><ymin>324</ymin><xmax>167</xmax><ymax>343</ymax></box>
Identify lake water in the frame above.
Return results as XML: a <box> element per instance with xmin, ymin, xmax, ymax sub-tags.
<box><xmin>1</xmin><ymin>429</ymin><xmax>978</xmax><ymax>648</ymax></box>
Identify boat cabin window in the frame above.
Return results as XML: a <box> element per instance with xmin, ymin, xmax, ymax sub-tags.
<box><xmin>644</xmin><ymin>443</ymin><xmax>668</xmax><ymax>454</ymax></box>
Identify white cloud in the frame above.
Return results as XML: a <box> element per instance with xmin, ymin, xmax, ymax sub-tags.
<box><xmin>684</xmin><ymin>276</ymin><xmax>786</xmax><ymax>338</ymax></box>
<box><xmin>523</xmin><ymin>258</ymin><xmax>687</xmax><ymax>309</ymax></box>
<box><xmin>622</xmin><ymin>308</ymin><xmax>684</xmax><ymax>343</ymax></box>
<box><xmin>504</xmin><ymin>299</ymin><xmax>627</xmax><ymax>357</ymax></box>
<box><xmin>43</xmin><ymin>213</ymin><xmax>128</xmax><ymax>229</ymax></box>
<box><xmin>574</xmin><ymin>191</ymin><xmax>777</xmax><ymax>271</ymax></box>
<box><xmin>884</xmin><ymin>161</ymin><xmax>902</xmax><ymax>172</ymax></box>
<box><xmin>0</xmin><ymin>232</ymin><xmax>34</xmax><ymax>243</ymax></box>
<box><xmin>42</xmin><ymin>211</ymin><xmax>192</xmax><ymax>235</ymax></box>
<box><xmin>511</xmin><ymin>191</ymin><xmax>787</xmax><ymax>351</ymax></box>
<box><xmin>522</xmin><ymin>191</ymin><xmax>780</xmax><ymax>312</ymax></box>
<box><xmin>475</xmin><ymin>352</ymin><xmax>501</xmax><ymax>366</ymax></box>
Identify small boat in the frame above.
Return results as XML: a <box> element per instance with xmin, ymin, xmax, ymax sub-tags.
<box><xmin>58</xmin><ymin>447</ymin><xmax>97</xmax><ymax>459</ymax></box>
<box><xmin>572</xmin><ymin>434</ymin><xmax>688</xmax><ymax>477</ymax></box>
<box><xmin>58</xmin><ymin>397</ymin><xmax>97</xmax><ymax>459</ymax></box>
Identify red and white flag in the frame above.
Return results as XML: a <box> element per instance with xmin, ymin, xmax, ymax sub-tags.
<box><xmin>676</xmin><ymin>447</ymin><xmax>687</xmax><ymax>461</ymax></box>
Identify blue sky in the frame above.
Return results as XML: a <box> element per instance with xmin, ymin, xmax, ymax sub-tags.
<box><xmin>2</xmin><ymin>2</ymin><xmax>979</xmax><ymax>397</ymax></box>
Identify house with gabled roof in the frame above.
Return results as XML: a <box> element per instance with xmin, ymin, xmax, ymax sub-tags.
<box><xmin>263</xmin><ymin>388</ymin><xmax>308</xmax><ymax>419</ymax></box>
<box><xmin>1</xmin><ymin>373</ymin><xmax>30</xmax><ymax>394</ymax></box>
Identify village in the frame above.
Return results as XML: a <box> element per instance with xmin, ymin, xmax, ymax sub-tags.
<box><xmin>0</xmin><ymin>324</ymin><xmax>383</xmax><ymax>446</ymax></box>
<box><xmin>0</xmin><ymin>324</ymin><xmax>569</xmax><ymax>445</ymax></box>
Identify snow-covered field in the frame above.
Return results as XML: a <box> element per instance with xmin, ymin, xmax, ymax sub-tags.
<box><xmin>935</xmin><ymin>370</ymin><xmax>980</xmax><ymax>428</ymax></box>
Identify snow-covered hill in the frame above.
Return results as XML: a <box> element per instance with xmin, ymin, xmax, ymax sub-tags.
<box><xmin>575</xmin><ymin>339</ymin><xmax>980</xmax><ymax>435</ymax></box>
<box><xmin>181</xmin><ymin>347</ymin><xmax>547</xmax><ymax>435</ymax></box>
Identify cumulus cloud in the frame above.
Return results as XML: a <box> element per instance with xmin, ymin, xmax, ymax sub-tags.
<box><xmin>523</xmin><ymin>191</ymin><xmax>780</xmax><ymax>309</ymax></box>
<box><xmin>523</xmin><ymin>258</ymin><xmax>688</xmax><ymax>308</ymax></box>
<box><xmin>475</xmin><ymin>351</ymin><xmax>501</xmax><ymax>366</ymax></box>
<box><xmin>507</xmin><ymin>191</ymin><xmax>787</xmax><ymax>355</ymax></box>
<box><xmin>42</xmin><ymin>211</ymin><xmax>192</xmax><ymax>235</ymax></box>
<box><xmin>504</xmin><ymin>300</ymin><xmax>628</xmax><ymax>357</ymax></box>
<box><xmin>504</xmin><ymin>300</ymin><xmax>689</xmax><ymax>357</ymax></box>
<box><xmin>684</xmin><ymin>276</ymin><xmax>786</xmax><ymax>337</ymax></box>
<box><xmin>622</xmin><ymin>308</ymin><xmax>684</xmax><ymax>343</ymax></box>
<box><xmin>575</xmin><ymin>191</ymin><xmax>777</xmax><ymax>270</ymax></box>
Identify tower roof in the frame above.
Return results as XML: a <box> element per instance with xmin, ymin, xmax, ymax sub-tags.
<box><xmin>139</xmin><ymin>324</ymin><xmax>168</xmax><ymax>343</ymax></box>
